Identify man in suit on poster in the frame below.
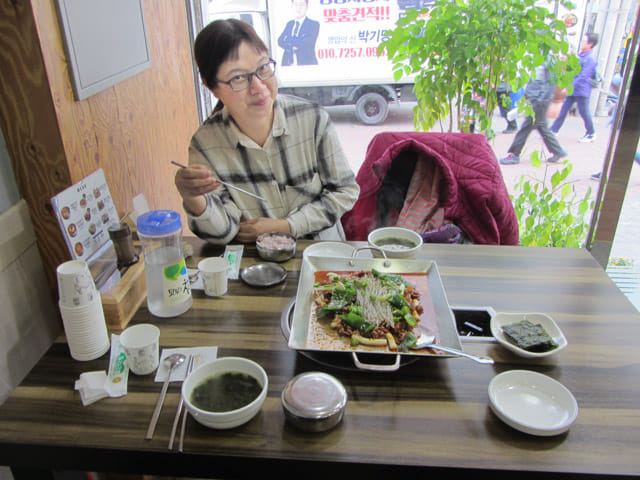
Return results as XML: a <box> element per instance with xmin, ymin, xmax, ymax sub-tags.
<box><xmin>277</xmin><ymin>0</ymin><xmax>320</xmax><ymax>66</ymax></box>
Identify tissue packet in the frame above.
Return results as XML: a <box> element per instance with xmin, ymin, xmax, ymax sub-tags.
<box><xmin>105</xmin><ymin>333</ymin><xmax>128</xmax><ymax>397</ymax></box>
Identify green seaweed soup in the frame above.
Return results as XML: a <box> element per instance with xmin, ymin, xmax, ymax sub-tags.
<box><xmin>191</xmin><ymin>372</ymin><xmax>262</xmax><ymax>412</ymax></box>
<box><xmin>374</xmin><ymin>236</ymin><xmax>417</xmax><ymax>251</ymax></box>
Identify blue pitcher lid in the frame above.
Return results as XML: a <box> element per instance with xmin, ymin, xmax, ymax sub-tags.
<box><xmin>137</xmin><ymin>210</ymin><xmax>182</xmax><ymax>236</ymax></box>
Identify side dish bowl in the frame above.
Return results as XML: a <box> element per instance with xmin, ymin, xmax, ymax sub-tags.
<box><xmin>367</xmin><ymin>227</ymin><xmax>423</xmax><ymax>258</ymax></box>
<box><xmin>182</xmin><ymin>356</ymin><xmax>268</xmax><ymax>430</ymax></box>
<box><xmin>488</xmin><ymin>370</ymin><xmax>578</xmax><ymax>436</ymax></box>
<box><xmin>256</xmin><ymin>232</ymin><xmax>297</xmax><ymax>262</ymax></box>
<box><xmin>490</xmin><ymin>312</ymin><xmax>568</xmax><ymax>358</ymax></box>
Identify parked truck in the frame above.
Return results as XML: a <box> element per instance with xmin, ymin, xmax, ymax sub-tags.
<box><xmin>203</xmin><ymin>0</ymin><xmax>424</xmax><ymax>124</ymax></box>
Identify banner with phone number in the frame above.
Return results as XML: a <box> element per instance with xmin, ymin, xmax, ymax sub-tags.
<box><xmin>270</xmin><ymin>0</ymin><xmax>418</xmax><ymax>86</ymax></box>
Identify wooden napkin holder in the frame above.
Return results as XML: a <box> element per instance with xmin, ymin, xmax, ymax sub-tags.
<box><xmin>101</xmin><ymin>254</ymin><xmax>146</xmax><ymax>331</ymax></box>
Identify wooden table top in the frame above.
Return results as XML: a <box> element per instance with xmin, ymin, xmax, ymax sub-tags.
<box><xmin>1</xmin><ymin>238</ymin><xmax>640</xmax><ymax>479</ymax></box>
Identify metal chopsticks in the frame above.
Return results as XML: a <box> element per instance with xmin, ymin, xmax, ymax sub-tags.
<box><xmin>168</xmin><ymin>354</ymin><xmax>193</xmax><ymax>450</ymax></box>
<box><xmin>178</xmin><ymin>355</ymin><xmax>196</xmax><ymax>452</ymax></box>
<box><xmin>170</xmin><ymin>161</ymin><xmax>266</xmax><ymax>201</ymax></box>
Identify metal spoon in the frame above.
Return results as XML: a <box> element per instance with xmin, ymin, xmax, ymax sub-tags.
<box><xmin>410</xmin><ymin>333</ymin><xmax>494</xmax><ymax>364</ymax></box>
<box><xmin>145</xmin><ymin>353</ymin><xmax>186</xmax><ymax>440</ymax></box>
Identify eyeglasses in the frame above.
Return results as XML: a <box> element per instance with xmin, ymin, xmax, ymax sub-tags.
<box><xmin>217</xmin><ymin>60</ymin><xmax>277</xmax><ymax>91</ymax></box>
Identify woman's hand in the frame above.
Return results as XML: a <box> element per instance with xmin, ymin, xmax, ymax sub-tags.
<box><xmin>174</xmin><ymin>165</ymin><xmax>218</xmax><ymax>216</ymax></box>
<box><xmin>235</xmin><ymin>218</ymin><xmax>291</xmax><ymax>243</ymax></box>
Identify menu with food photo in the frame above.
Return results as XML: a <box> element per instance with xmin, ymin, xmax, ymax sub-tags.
<box><xmin>52</xmin><ymin>169</ymin><xmax>120</xmax><ymax>261</ymax></box>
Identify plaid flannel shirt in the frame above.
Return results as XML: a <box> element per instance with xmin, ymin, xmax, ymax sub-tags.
<box><xmin>186</xmin><ymin>94</ymin><xmax>359</xmax><ymax>244</ymax></box>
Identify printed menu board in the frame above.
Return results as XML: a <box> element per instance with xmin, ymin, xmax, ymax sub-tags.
<box><xmin>52</xmin><ymin>169</ymin><xmax>120</xmax><ymax>260</ymax></box>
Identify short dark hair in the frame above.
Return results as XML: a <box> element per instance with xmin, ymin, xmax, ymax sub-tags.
<box><xmin>194</xmin><ymin>19</ymin><xmax>268</xmax><ymax>89</ymax></box>
<box><xmin>586</xmin><ymin>32</ymin><xmax>599</xmax><ymax>48</ymax></box>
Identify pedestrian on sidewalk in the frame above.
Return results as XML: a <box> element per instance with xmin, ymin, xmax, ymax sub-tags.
<box><xmin>551</xmin><ymin>32</ymin><xmax>599</xmax><ymax>143</ymax></box>
<box><xmin>499</xmin><ymin>60</ymin><xmax>568</xmax><ymax>165</ymax></box>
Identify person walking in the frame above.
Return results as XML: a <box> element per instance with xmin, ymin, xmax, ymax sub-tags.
<box><xmin>499</xmin><ymin>61</ymin><xmax>568</xmax><ymax>165</ymax></box>
<box><xmin>551</xmin><ymin>32</ymin><xmax>599</xmax><ymax>143</ymax></box>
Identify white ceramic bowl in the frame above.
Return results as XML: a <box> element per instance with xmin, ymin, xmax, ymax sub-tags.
<box><xmin>182</xmin><ymin>357</ymin><xmax>268</xmax><ymax>430</ymax></box>
<box><xmin>367</xmin><ymin>227</ymin><xmax>423</xmax><ymax>258</ymax></box>
<box><xmin>490</xmin><ymin>312</ymin><xmax>568</xmax><ymax>358</ymax></box>
<box><xmin>488</xmin><ymin>370</ymin><xmax>579</xmax><ymax>436</ymax></box>
<box><xmin>303</xmin><ymin>241</ymin><xmax>355</xmax><ymax>259</ymax></box>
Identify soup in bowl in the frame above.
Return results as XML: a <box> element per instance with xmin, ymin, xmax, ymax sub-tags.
<box><xmin>182</xmin><ymin>357</ymin><xmax>268</xmax><ymax>430</ymax></box>
<box><xmin>368</xmin><ymin>227</ymin><xmax>423</xmax><ymax>258</ymax></box>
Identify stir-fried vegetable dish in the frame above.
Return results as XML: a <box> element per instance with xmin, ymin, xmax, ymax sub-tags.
<box><xmin>312</xmin><ymin>269</ymin><xmax>424</xmax><ymax>351</ymax></box>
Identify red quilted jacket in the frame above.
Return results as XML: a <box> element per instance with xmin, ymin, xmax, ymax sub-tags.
<box><xmin>341</xmin><ymin>132</ymin><xmax>519</xmax><ymax>245</ymax></box>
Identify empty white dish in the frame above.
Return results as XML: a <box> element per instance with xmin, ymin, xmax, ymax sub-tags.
<box><xmin>303</xmin><ymin>241</ymin><xmax>355</xmax><ymax>259</ymax></box>
<box><xmin>490</xmin><ymin>312</ymin><xmax>567</xmax><ymax>358</ymax></box>
<box><xmin>488</xmin><ymin>370</ymin><xmax>578</xmax><ymax>436</ymax></box>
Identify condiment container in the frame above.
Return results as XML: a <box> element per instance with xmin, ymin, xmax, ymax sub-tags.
<box><xmin>137</xmin><ymin>210</ymin><xmax>192</xmax><ymax>317</ymax></box>
<box><xmin>108</xmin><ymin>222</ymin><xmax>139</xmax><ymax>268</ymax></box>
<box><xmin>281</xmin><ymin>372</ymin><xmax>347</xmax><ymax>432</ymax></box>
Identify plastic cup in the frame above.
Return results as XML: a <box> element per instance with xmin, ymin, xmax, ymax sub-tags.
<box><xmin>119</xmin><ymin>324</ymin><xmax>160</xmax><ymax>375</ymax></box>
<box><xmin>198</xmin><ymin>257</ymin><xmax>228</xmax><ymax>297</ymax></box>
<box><xmin>57</xmin><ymin>260</ymin><xmax>98</xmax><ymax>307</ymax></box>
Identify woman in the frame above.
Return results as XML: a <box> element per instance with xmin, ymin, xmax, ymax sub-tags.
<box><xmin>175</xmin><ymin>19</ymin><xmax>359</xmax><ymax>244</ymax></box>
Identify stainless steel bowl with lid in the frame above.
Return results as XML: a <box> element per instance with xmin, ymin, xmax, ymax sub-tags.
<box><xmin>281</xmin><ymin>372</ymin><xmax>347</xmax><ymax>432</ymax></box>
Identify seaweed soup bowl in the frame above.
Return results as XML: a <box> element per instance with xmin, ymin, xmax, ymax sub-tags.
<box><xmin>182</xmin><ymin>357</ymin><xmax>268</xmax><ymax>430</ymax></box>
<box><xmin>367</xmin><ymin>227</ymin><xmax>423</xmax><ymax>259</ymax></box>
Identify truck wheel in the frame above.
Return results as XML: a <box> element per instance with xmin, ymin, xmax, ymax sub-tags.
<box><xmin>355</xmin><ymin>92</ymin><xmax>389</xmax><ymax>125</ymax></box>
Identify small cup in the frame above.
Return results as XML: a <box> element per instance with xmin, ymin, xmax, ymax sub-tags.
<box><xmin>56</xmin><ymin>260</ymin><xmax>97</xmax><ymax>307</ymax></box>
<box><xmin>198</xmin><ymin>257</ymin><xmax>229</xmax><ymax>297</ymax></box>
<box><xmin>119</xmin><ymin>324</ymin><xmax>160</xmax><ymax>375</ymax></box>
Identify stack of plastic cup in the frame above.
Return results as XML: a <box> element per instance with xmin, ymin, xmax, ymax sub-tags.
<box><xmin>57</xmin><ymin>260</ymin><xmax>110</xmax><ymax>361</ymax></box>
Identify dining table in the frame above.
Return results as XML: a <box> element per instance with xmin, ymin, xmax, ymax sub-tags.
<box><xmin>1</xmin><ymin>237</ymin><xmax>640</xmax><ymax>479</ymax></box>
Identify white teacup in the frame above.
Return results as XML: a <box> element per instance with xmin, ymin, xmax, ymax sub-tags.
<box><xmin>57</xmin><ymin>260</ymin><xmax>97</xmax><ymax>307</ymax></box>
<box><xmin>198</xmin><ymin>257</ymin><xmax>229</xmax><ymax>297</ymax></box>
<box><xmin>119</xmin><ymin>324</ymin><xmax>160</xmax><ymax>375</ymax></box>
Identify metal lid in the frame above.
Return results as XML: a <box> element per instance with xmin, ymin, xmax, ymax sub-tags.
<box><xmin>281</xmin><ymin>372</ymin><xmax>347</xmax><ymax>419</ymax></box>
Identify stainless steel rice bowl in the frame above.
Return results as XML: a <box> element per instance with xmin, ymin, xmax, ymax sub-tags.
<box><xmin>281</xmin><ymin>372</ymin><xmax>347</xmax><ymax>432</ymax></box>
<box><xmin>256</xmin><ymin>232</ymin><xmax>297</xmax><ymax>262</ymax></box>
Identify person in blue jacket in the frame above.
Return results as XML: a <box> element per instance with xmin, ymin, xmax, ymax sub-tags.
<box><xmin>551</xmin><ymin>32</ymin><xmax>600</xmax><ymax>143</ymax></box>
<box><xmin>277</xmin><ymin>0</ymin><xmax>320</xmax><ymax>66</ymax></box>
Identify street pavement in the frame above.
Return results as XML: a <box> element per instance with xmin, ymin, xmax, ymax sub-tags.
<box><xmin>328</xmin><ymin>102</ymin><xmax>640</xmax><ymax>308</ymax></box>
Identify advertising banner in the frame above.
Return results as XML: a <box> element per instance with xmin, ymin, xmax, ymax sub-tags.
<box><xmin>269</xmin><ymin>0</ymin><xmax>412</xmax><ymax>86</ymax></box>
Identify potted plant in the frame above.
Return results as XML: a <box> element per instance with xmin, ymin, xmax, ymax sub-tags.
<box><xmin>380</xmin><ymin>0</ymin><xmax>580</xmax><ymax>134</ymax></box>
<box><xmin>511</xmin><ymin>152</ymin><xmax>594</xmax><ymax>247</ymax></box>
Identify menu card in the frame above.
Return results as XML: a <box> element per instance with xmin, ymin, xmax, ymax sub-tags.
<box><xmin>51</xmin><ymin>169</ymin><xmax>120</xmax><ymax>261</ymax></box>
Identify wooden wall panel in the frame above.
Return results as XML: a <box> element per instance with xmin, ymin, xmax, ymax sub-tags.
<box><xmin>0</xmin><ymin>0</ymin><xmax>199</xmax><ymax>293</ymax></box>
<box><xmin>33</xmin><ymin>0</ymin><xmax>198</xmax><ymax>218</ymax></box>
<box><xmin>0</xmin><ymin>1</ymin><xmax>72</xmax><ymax>295</ymax></box>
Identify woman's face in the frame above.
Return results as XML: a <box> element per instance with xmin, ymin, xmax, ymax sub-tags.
<box><xmin>211</xmin><ymin>42</ymin><xmax>277</xmax><ymax>126</ymax></box>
